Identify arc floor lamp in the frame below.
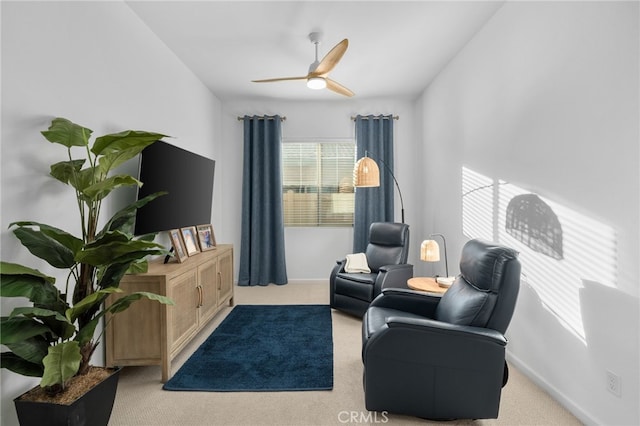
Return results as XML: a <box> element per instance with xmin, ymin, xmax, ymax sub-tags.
<box><xmin>353</xmin><ymin>151</ymin><xmax>405</xmax><ymax>223</ymax></box>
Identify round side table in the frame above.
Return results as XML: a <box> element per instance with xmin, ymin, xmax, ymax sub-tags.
<box><xmin>407</xmin><ymin>277</ymin><xmax>448</xmax><ymax>294</ymax></box>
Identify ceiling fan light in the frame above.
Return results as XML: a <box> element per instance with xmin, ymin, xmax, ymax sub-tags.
<box><xmin>307</xmin><ymin>77</ymin><xmax>327</xmax><ymax>90</ymax></box>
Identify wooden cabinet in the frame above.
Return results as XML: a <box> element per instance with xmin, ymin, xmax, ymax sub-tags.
<box><xmin>105</xmin><ymin>245</ymin><xmax>234</xmax><ymax>382</ymax></box>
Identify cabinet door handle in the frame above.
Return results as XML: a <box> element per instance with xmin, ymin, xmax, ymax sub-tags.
<box><xmin>217</xmin><ymin>271</ymin><xmax>222</xmax><ymax>290</ymax></box>
<box><xmin>197</xmin><ymin>285</ymin><xmax>203</xmax><ymax>307</ymax></box>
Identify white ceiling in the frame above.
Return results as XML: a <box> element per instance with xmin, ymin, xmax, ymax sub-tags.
<box><xmin>127</xmin><ymin>1</ymin><xmax>504</xmax><ymax>101</ymax></box>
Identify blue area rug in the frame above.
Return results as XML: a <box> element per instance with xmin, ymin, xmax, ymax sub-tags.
<box><xmin>163</xmin><ymin>304</ymin><xmax>333</xmax><ymax>392</ymax></box>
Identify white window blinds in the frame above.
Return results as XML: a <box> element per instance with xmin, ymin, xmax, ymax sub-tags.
<box><xmin>282</xmin><ymin>141</ymin><xmax>355</xmax><ymax>227</ymax></box>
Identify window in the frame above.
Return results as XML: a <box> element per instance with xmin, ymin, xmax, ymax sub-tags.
<box><xmin>282</xmin><ymin>141</ymin><xmax>355</xmax><ymax>227</ymax></box>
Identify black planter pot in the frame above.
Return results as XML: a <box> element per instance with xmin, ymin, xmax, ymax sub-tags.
<box><xmin>13</xmin><ymin>367</ymin><xmax>120</xmax><ymax>426</ymax></box>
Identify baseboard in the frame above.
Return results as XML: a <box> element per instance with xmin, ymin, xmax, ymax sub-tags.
<box><xmin>285</xmin><ymin>279</ymin><xmax>328</xmax><ymax>285</ymax></box>
<box><xmin>233</xmin><ymin>279</ymin><xmax>328</xmax><ymax>286</ymax></box>
<box><xmin>506</xmin><ymin>351</ymin><xmax>602</xmax><ymax>426</ymax></box>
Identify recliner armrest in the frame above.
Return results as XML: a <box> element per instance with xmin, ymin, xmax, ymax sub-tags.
<box><xmin>378</xmin><ymin>264</ymin><xmax>412</xmax><ymax>273</ymax></box>
<box><xmin>369</xmin><ymin>287</ymin><xmax>441</xmax><ymax>318</ymax></box>
<box><xmin>363</xmin><ymin>315</ymin><xmax>507</xmax><ymax>365</ymax></box>
<box><xmin>331</xmin><ymin>259</ymin><xmax>346</xmax><ymax>275</ymax></box>
<box><xmin>329</xmin><ymin>259</ymin><xmax>347</xmax><ymax>305</ymax></box>
<box><xmin>373</xmin><ymin>263</ymin><xmax>413</xmax><ymax>297</ymax></box>
<box><xmin>386</xmin><ymin>316</ymin><xmax>507</xmax><ymax>345</ymax></box>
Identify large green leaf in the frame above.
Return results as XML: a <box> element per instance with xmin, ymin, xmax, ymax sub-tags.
<box><xmin>0</xmin><ymin>263</ymin><xmax>61</xmax><ymax>307</ymax></box>
<box><xmin>4</xmin><ymin>336</ymin><xmax>50</xmax><ymax>365</ymax></box>
<box><xmin>11</xmin><ymin>222</ymin><xmax>84</xmax><ymax>256</ymax></box>
<box><xmin>1</xmin><ymin>274</ymin><xmax>59</xmax><ymax>305</ymax></box>
<box><xmin>1</xmin><ymin>352</ymin><xmax>44</xmax><ymax>377</ymax></box>
<box><xmin>41</xmin><ymin>342</ymin><xmax>82</xmax><ymax>388</ymax></box>
<box><xmin>49</xmin><ymin>159</ymin><xmax>85</xmax><ymax>186</ymax></box>
<box><xmin>87</xmin><ymin>230</ymin><xmax>130</xmax><ymax>246</ymax></box>
<box><xmin>10</xmin><ymin>306</ymin><xmax>68</xmax><ymax>321</ymax></box>
<box><xmin>75</xmin><ymin>316</ymin><xmax>101</xmax><ymax>347</ymax></box>
<box><xmin>72</xmin><ymin>166</ymin><xmax>100</xmax><ymax>200</ymax></box>
<box><xmin>0</xmin><ymin>316</ymin><xmax>52</xmax><ymax>344</ymax></box>
<box><xmin>66</xmin><ymin>287</ymin><xmax>122</xmax><ymax>323</ymax></box>
<box><xmin>100</xmin><ymin>191</ymin><xmax>167</xmax><ymax>235</ymax></box>
<box><xmin>10</xmin><ymin>307</ymin><xmax>75</xmax><ymax>340</ymax></box>
<box><xmin>94</xmin><ymin>256</ymin><xmax>156</xmax><ymax>290</ymax></box>
<box><xmin>97</xmin><ymin>262</ymin><xmax>133</xmax><ymax>290</ymax></box>
<box><xmin>82</xmin><ymin>174</ymin><xmax>141</xmax><ymax>202</ymax></box>
<box><xmin>97</xmin><ymin>147</ymin><xmax>147</xmax><ymax>176</ymax></box>
<box><xmin>41</xmin><ymin>117</ymin><xmax>92</xmax><ymax>148</ymax></box>
<box><xmin>106</xmin><ymin>291</ymin><xmax>174</xmax><ymax>315</ymax></box>
<box><xmin>0</xmin><ymin>262</ymin><xmax>55</xmax><ymax>282</ymax></box>
<box><xmin>76</xmin><ymin>235</ymin><xmax>164</xmax><ymax>266</ymax></box>
<box><xmin>111</xmin><ymin>248</ymin><xmax>167</xmax><ymax>266</ymax></box>
<box><xmin>126</xmin><ymin>260</ymin><xmax>149</xmax><ymax>275</ymax></box>
<box><xmin>10</xmin><ymin>224</ymin><xmax>77</xmax><ymax>268</ymax></box>
<box><xmin>92</xmin><ymin>130</ymin><xmax>167</xmax><ymax>157</ymax></box>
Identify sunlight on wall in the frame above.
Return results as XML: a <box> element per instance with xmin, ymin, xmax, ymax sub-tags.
<box><xmin>462</xmin><ymin>167</ymin><xmax>617</xmax><ymax>342</ymax></box>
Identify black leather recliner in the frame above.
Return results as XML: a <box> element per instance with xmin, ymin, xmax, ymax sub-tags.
<box><xmin>330</xmin><ymin>222</ymin><xmax>412</xmax><ymax>318</ymax></box>
<box><xmin>362</xmin><ymin>239</ymin><xmax>521</xmax><ymax>420</ymax></box>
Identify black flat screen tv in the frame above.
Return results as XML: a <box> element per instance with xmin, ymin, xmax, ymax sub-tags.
<box><xmin>134</xmin><ymin>141</ymin><xmax>215</xmax><ymax>235</ymax></box>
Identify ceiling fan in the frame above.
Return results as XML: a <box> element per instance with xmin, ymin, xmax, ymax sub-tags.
<box><xmin>252</xmin><ymin>32</ymin><xmax>354</xmax><ymax>97</ymax></box>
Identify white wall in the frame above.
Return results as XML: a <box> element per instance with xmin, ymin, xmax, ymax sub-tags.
<box><xmin>220</xmin><ymin>99</ymin><xmax>423</xmax><ymax>282</ymax></box>
<box><xmin>0</xmin><ymin>2</ymin><xmax>222</xmax><ymax>425</ymax></box>
<box><xmin>417</xmin><ymin>2</ymin><xmax>639</xmax><ymax>425</ymax></box>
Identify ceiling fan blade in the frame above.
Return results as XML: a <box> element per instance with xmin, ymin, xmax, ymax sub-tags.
<box><xmin>312</xmin><ymin>39</ymin><xmax>348</xmax><ymax>76</ymax></box>
<box><xmin>326</xmin><ymin>78</ymin><xmax>354</xmax><ymax>97</ymax></box>
<box><xmin>252</xmin><ymin>76</ymin><xmax>308</xmax><ymax>83</ymax></box>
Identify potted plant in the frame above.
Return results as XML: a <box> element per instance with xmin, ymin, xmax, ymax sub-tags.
<box><xmin>1</xmin><ymin>117</ymin><xmax>175</xmax><ymax>426</ymax></box>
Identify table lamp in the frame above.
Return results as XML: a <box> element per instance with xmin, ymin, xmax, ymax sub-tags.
<box><xmin>420</xmin><ymin>234</ymin><xmax>455</xmax><ymax>287</ymax></box>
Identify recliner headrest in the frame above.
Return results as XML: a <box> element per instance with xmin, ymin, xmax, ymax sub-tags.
<box><xmin>368</xmin><ymin>222</ymin><xmax>409</xmax><ymax>246</ymax></box>
<box><xmin>459</xmin><ymin>239</ymin><xmax>519</xmax><ymax>292</ymax></box>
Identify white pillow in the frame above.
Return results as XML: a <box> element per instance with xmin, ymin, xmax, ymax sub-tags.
<box><xmin>344</xmin><ymin>253</ymin><xmax>371</xmax><ymax>273</ymax></box>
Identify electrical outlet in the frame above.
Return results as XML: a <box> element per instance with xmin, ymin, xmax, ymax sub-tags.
<box><xmin>606</xmin><ymin>370</ymin><xmax>621</xmax><ymax>397</ymax></box>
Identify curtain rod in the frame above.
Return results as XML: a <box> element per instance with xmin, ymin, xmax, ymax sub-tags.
<box><xmin>237</xmin><ymin>115</ymin><xmax>286</xmax><ymax>121</ymax></box>
<box><xmin>351</xmin><ymin>115</ymin><xmax>399</xmax><ymax>121</ymax></box>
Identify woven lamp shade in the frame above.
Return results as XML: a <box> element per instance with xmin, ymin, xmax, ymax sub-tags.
<box><xmin>420</xmin><ymin>239</ymin><xmax>441</xmax><ymax>262</ymax></box>
<box><xmin>353</xmin><ymin>156</ymin><xmax>380</xmax><ymax>187</ymax></box>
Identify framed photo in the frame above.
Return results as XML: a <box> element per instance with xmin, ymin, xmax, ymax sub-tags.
<box><xmin>196</xmin><ymin>224</ymin><xmax>217</xmax><ymax>251</ymax></box>
<box><xmin>181</xmin><ymin>226</ymin><xmax>200</xmax><ymax>256</ymax></box>
<box><xmin>169</xmin><ymin>229</ymin><xmax>188</xmax><ymax>263</ymax></box>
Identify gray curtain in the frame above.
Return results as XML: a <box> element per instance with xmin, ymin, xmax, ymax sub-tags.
<box><xmin>239</xmin><ymin>115</ymin><xmax>288</xmax><ymax>286</ymax></box>
<box><xmin>353</xmin><ymin>114</ymin><xmax>395</xmax><ymax>253</ymax></box>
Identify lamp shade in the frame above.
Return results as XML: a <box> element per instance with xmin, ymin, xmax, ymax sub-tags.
<box><xmin>353</xmin><ymin>156</ymin><xmax>380</xmax><ymax>187</ymax></box>
<box><xmin>420</xmin><ymin>239</ymin><xmax>440</xmax><ymax>262</ymax></box>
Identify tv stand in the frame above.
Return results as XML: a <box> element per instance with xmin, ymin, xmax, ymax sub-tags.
<box><xmin>105</xmin><ymin>244</ymin><xmax>234</xmax><ymax>382</ymax></box>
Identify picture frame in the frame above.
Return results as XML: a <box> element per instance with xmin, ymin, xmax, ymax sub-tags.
<box><xmin>169</xmin><ymin>229</ymin><xmax>188</xmax><ymax>263</ymax></box>
<box><xmin>196</xmin><ymin>224</ymin><xmax>217</xmax><ymax>251</ymax></box>
<box><xmin>181</xmin><ymin>226</ymin><xmax>200</xmax><ymax>256</ymax></box>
